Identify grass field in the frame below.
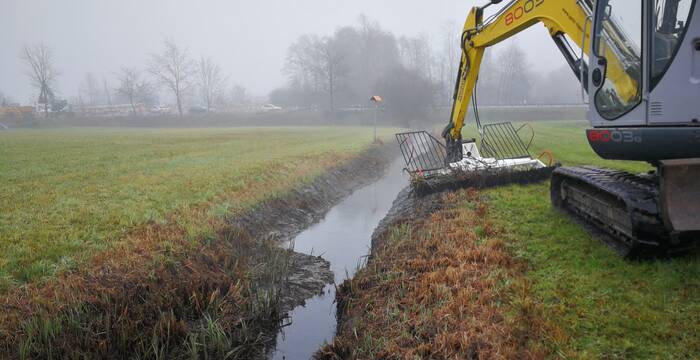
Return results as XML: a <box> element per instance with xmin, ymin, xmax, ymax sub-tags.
<box><xmin>480</xmin><ymin>122</ymin><xmax>700</xmax><ymax>358</ymax></box>
<box><xmin>325</xmin><ymin>121</ymin><xmax>699</xmax><ymax>359</ymax></box>
<box><xmin>471</xmin><ymin>121</ymin><xmax>698</xmax><ymax>357</ymax></box>
<box><xmin>0</xmin><ymin>127</ymin><xmax>392</xmax><ymax>290</ymax></box>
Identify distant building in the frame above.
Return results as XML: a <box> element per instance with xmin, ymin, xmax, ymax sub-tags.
<box><xmin>0</xmin><ymin>105</ymin><xmax>35</xmax><ymax>118</ymax></box>
<box><xmin>71</xmin><ymin>103</ymin><xmax>146</xmax><ymax>117</ymax></box>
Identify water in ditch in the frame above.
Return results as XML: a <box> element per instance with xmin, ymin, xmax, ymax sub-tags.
<box><xmin>269</xmin><ymin>159</ymin><xmax>407</xmax><ymax>360</ymax></box>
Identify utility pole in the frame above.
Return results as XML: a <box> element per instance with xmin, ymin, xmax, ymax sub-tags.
<box><xmin>370</xmin><ymin>95</ymin><xmax>382</xmax><ymax>143</ymax></box>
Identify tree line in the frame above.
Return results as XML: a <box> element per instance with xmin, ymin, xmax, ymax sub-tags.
<box><xmin>12</xmin><ymin>17</ymin><xmax>583</xmax><ymax>121</ymax></box>
<box><xmin>17</xmin><ymin>41</ymin><xmax>244</xmax><ymax>117</ymax></box>
<box><xmin>271</xmin><ymin>16</ymin><xmax>582</xmax><ymax>124</ymax></box>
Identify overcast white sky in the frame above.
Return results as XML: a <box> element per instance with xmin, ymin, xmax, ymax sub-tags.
<box><xmin>0</xmin><ymin>0</ymin><xmax>566</xmax><ymax>103</ymax></box>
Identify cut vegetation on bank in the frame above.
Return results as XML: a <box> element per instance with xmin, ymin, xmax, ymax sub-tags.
<box><xmin>323</xmin><ymin>121</ymin><xmax>699</xmax><ymax>359</ymax></box>
<box><xmin>0</xmin><ymin>127</ymin><xmax>396</xmax><ymax>358</ymax></box>
<box><xmin>320</xmin><ymin>188</ymin><xmax>552</xmax><ymax>359</ymax></box>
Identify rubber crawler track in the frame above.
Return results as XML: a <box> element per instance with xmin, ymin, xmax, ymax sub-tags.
<box><xmin>550</xmin><ymin>166</ymin><xmax>685</xmax><ymax>258</ymax></box>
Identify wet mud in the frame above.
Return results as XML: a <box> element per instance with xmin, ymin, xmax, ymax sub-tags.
<box><xmin>228</xmin><ymin>145</ymin><xmax>397</xmax><ymax>314</ymax></box>
<box><xmin>269</xmin><ymin>158</ymin><xmax>407</xmax><ymax>360</ymax></box>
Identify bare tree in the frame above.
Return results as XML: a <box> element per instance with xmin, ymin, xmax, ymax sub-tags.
<box><xmin>116</xmin><ymin>67</ymin><xmax>152</xmax><ymax>114</ymax></box>
<box><xmin>357</xmin><ymin>15</ymin><xmax>399</xmax><ymax>87</ymax></box>
<box><xmin>228</xmin><ymin>85</ymin><xmax>249</xmax><ymax>106</ymax></box>
<box><xmin>476</xmin><ymin>50</ymin><xmax>499</xmax><ymax>105</ymax></box>
<box><xmin>375</xmin><ymin>66</ymin><xmax>435</xmax><ymax>128</ymax></box>
<box><xmin>530</xmin><ymin>65</ymin><xmax>582</xmax><ymax>104</ymax></box>
<box><xmin>102</xmin><ymin>77</ymin><xmax>112</xmax><ymax>106</ymax></box>
<box><xmin>438</xmin><ymin>21</ymin><xmax>459</xmax><ymax>105</ymax></box>
<box><xmin>496</xmin><ymin>42</ymin><xmax>532</xmax><ymax>105</ymax></box>
<box><xmin>80</xmin><ymin>73</ymin><xmax>100</xmax><ymax>105</ymax></box>
<box><xmin>21</xmin><ymin>44</ymin><xmax>59</xmax><ymax>117</ymax></box>
<box><xmin>319</xmin><ymin>37</ymin><xmax>347</xmax><ymax>112</ymax></box>
<box><xmin>398</xmin><ymin>35</ymin><xmax>433</xmax><ymax>77</ymax></box>
<box><xmin>148</xmin><ymin>40</ymin><xmax>195</xmax><ymax>116</ymax></box>
<box><xmin>197</xmin><ymin>57</ymin><xmax>227</xmax><ymax>112</ymax></box>
<box><xmin>284</xmin><ymin>34</ymin><xmax>325</xmax><ymax>92</ymax></box>
<box><xmin>284</xmin><ymin>35</ymin><xmax>347</xmax><ymax>111</ymax></box>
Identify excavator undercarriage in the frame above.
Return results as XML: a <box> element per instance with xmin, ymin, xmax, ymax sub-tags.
<box><xmin>551</xmin><ymin>166</ymin><xmax>698</xmax><ymax>257</ymax></box>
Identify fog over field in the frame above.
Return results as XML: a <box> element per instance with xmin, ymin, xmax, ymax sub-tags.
<box><xmin>1</xmin><ymin>0</ymin><xmax>569</xmax><ymax>103</ymax></box>
<box><xmin>3</xmin><ymin>2</ymin><xmax>700</xmax><ymax>359</ymax></box>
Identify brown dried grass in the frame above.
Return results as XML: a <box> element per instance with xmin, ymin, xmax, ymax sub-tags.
<box><xmin>318</xmin><ymin>189</ymin><xmax>559</xmax><ymax>359</ymax></box>
<box><xmin>0</xmin><ymin>142</ymin><xmax>389</xmax><ymax>359</ymax></box>
<box><xmin>0</xmin><ymin>199</ymin><xmax>287</xmax><ymax>359</ymax></box>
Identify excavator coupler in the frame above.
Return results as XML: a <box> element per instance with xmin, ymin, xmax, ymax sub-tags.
<box><xmin>396</xmin><ymin>122</ymin><xmax>557</xmax><ymax>196</ymax></box>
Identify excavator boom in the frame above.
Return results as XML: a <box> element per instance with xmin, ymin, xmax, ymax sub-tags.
<box><xmin>444</xmin><ymin>0</ymin><xmax>639</xmax><ymax>146</ymax></box>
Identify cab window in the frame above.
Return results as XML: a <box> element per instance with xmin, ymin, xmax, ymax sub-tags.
<box><xmin>593</xmin><ymin>0</ymin><xmax>643</xmax><ymax>120</ymax></box>
<box><xmin>652</xmin><ymin>0</ymin><xmax>695</xmax><ymax>89</ymax></box>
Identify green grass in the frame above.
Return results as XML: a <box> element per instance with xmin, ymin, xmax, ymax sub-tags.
<box><xmin>0</xmin><ymin>127</ymin><xmax>394</xmax><ymax>289</ymax></box>
<box><xmin>478</xmin><ymin>121</ymin><xmax>700</xmax><ymax>358</ymax></box>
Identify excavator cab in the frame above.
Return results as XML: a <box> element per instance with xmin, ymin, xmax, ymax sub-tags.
<box><xmin>587</xmin><ymin>0</ymin><xmax>700</xmax><ymax>155</ymax></box>
<box><xmin>553</xmin><ymin>0</ymin><xmax>700</xmax><ymax>256</ymax></box>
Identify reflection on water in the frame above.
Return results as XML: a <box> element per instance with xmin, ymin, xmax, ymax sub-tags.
<box><xmin>270</xmin><ymin>159</ymin><xmax>406</xmax><ymax>360</ymax></box>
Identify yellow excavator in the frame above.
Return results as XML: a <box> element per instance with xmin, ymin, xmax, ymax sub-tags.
<box><xmin>397</xmin><ymin>0</ymin><xmax>700</xmax><ymax>257</ymax></box>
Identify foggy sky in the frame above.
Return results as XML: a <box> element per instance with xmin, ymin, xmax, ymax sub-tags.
<box><xmin>0</xmin><ymin>0</ymin><xmax>566</xmax><ymax>103</ymax></box>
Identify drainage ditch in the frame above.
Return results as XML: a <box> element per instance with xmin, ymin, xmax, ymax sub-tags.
<box><xmin>269</xmin><ymin>159</ymin><xmax>406</xmax><ymax>360</ymax></box>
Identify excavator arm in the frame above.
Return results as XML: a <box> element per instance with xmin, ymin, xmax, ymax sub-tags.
<box><xmin>443</xmin><ymin>0</ymin><xmax>638</xmax><ymax>146</ymax></box>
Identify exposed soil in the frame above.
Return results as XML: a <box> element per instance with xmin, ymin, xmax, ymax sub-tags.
<box><xmin>229</xmin><ymin>144</ymin><xmax>397</xmax><ymax>313</ymax></box>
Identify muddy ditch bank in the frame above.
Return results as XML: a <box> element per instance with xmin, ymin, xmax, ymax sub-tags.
<box><xmin>370</xmin><ymin>186</ymin><xmax>446</xmax><ymax>253</ymax></box>
<box><xmin>0</xmin><ymin>144</ymin><xmax>397</xmax><ymax>359</ymax></box>
<box><xmin>229</xmin><ymin>144</ymin><xmax>398</xmax><ymax>314</ymax></box>
<box><xmin>324</xmin><ymin>186</ymin><xmax>449</xmax><ymax>347</ymax></box>
<box><xmin>320</xmin><ymin>186</ymin><xmax>544</xmax><ymax>359</ymax></box>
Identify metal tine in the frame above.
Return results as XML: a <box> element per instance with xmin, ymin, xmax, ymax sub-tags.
<box><xmin>498</xmin><ymin>123</ymin><xmax>522</xmax><ymax>158</ymax></box>
<box><xmin>406</xmin><ymin>132</ymin><xmax>428</xmax><ymax>172</ymax></box>
<box><xmin>415</xmin><ymin>133</ymin><xmax>431</xmax><ymax>171</ymax></box>
<box><xmin>396</xmin><ymin>134</ymin><xmax>412</xmax><ymax>171</ymax></box>
<box><xmin>421</xmin><ymin>132</ymin><xmax>440</xmax><ymax>170</ymax></box>
<box><xmin>395</xmin><ymin>131</ymin><xmax>448</xmax><ymax>174</ymax></box>
<box><xmin>421</xmin><ymin>131</ymin><xmax>442</xmax><ymax>169</ymax></box>
<box><xmin>496</xmin><ymin>123</ymin><xmax>518</xmax><ymax>158</ymax></box>
<box><xmin>505</xmin><ymin>122</ymin><xmax>531</xmax><ymax>157</ymax></box>
<box><xmin>495</xmin><ymin>123</ymin><xmax>520</xmax><ymax>158</ymax></box>
<box><xmin>406</xmin><ymin>136</ymin><xmax>424</xmax><ymax>172</ymax></box>
<box><xmin>407</xmin><ymin>145</ymin><xmax>420</xmax><ymax>172</ymax></box>
<box><xmin>480</xmin><ymin>122</ymin><xmax>531</xmax><ymax>160</ymax></box>
<box><xmin>487</xmin><ymin>125</ymin><xmax>506</xmax><ymax>159</ymax></box>
<box><xmin>482</xmin><ymin>137</ymin><xmax>498</xmax><ymax>158</ymax></box>
<box><xmin>487</xmin><ymin>124</ymin><xmax>510</xmax><ymax>159</ymax></box>
<box><xmin>508</xmin><ymin>123</ymin><xmax>530</xmax><ymax>156</ymax></box>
